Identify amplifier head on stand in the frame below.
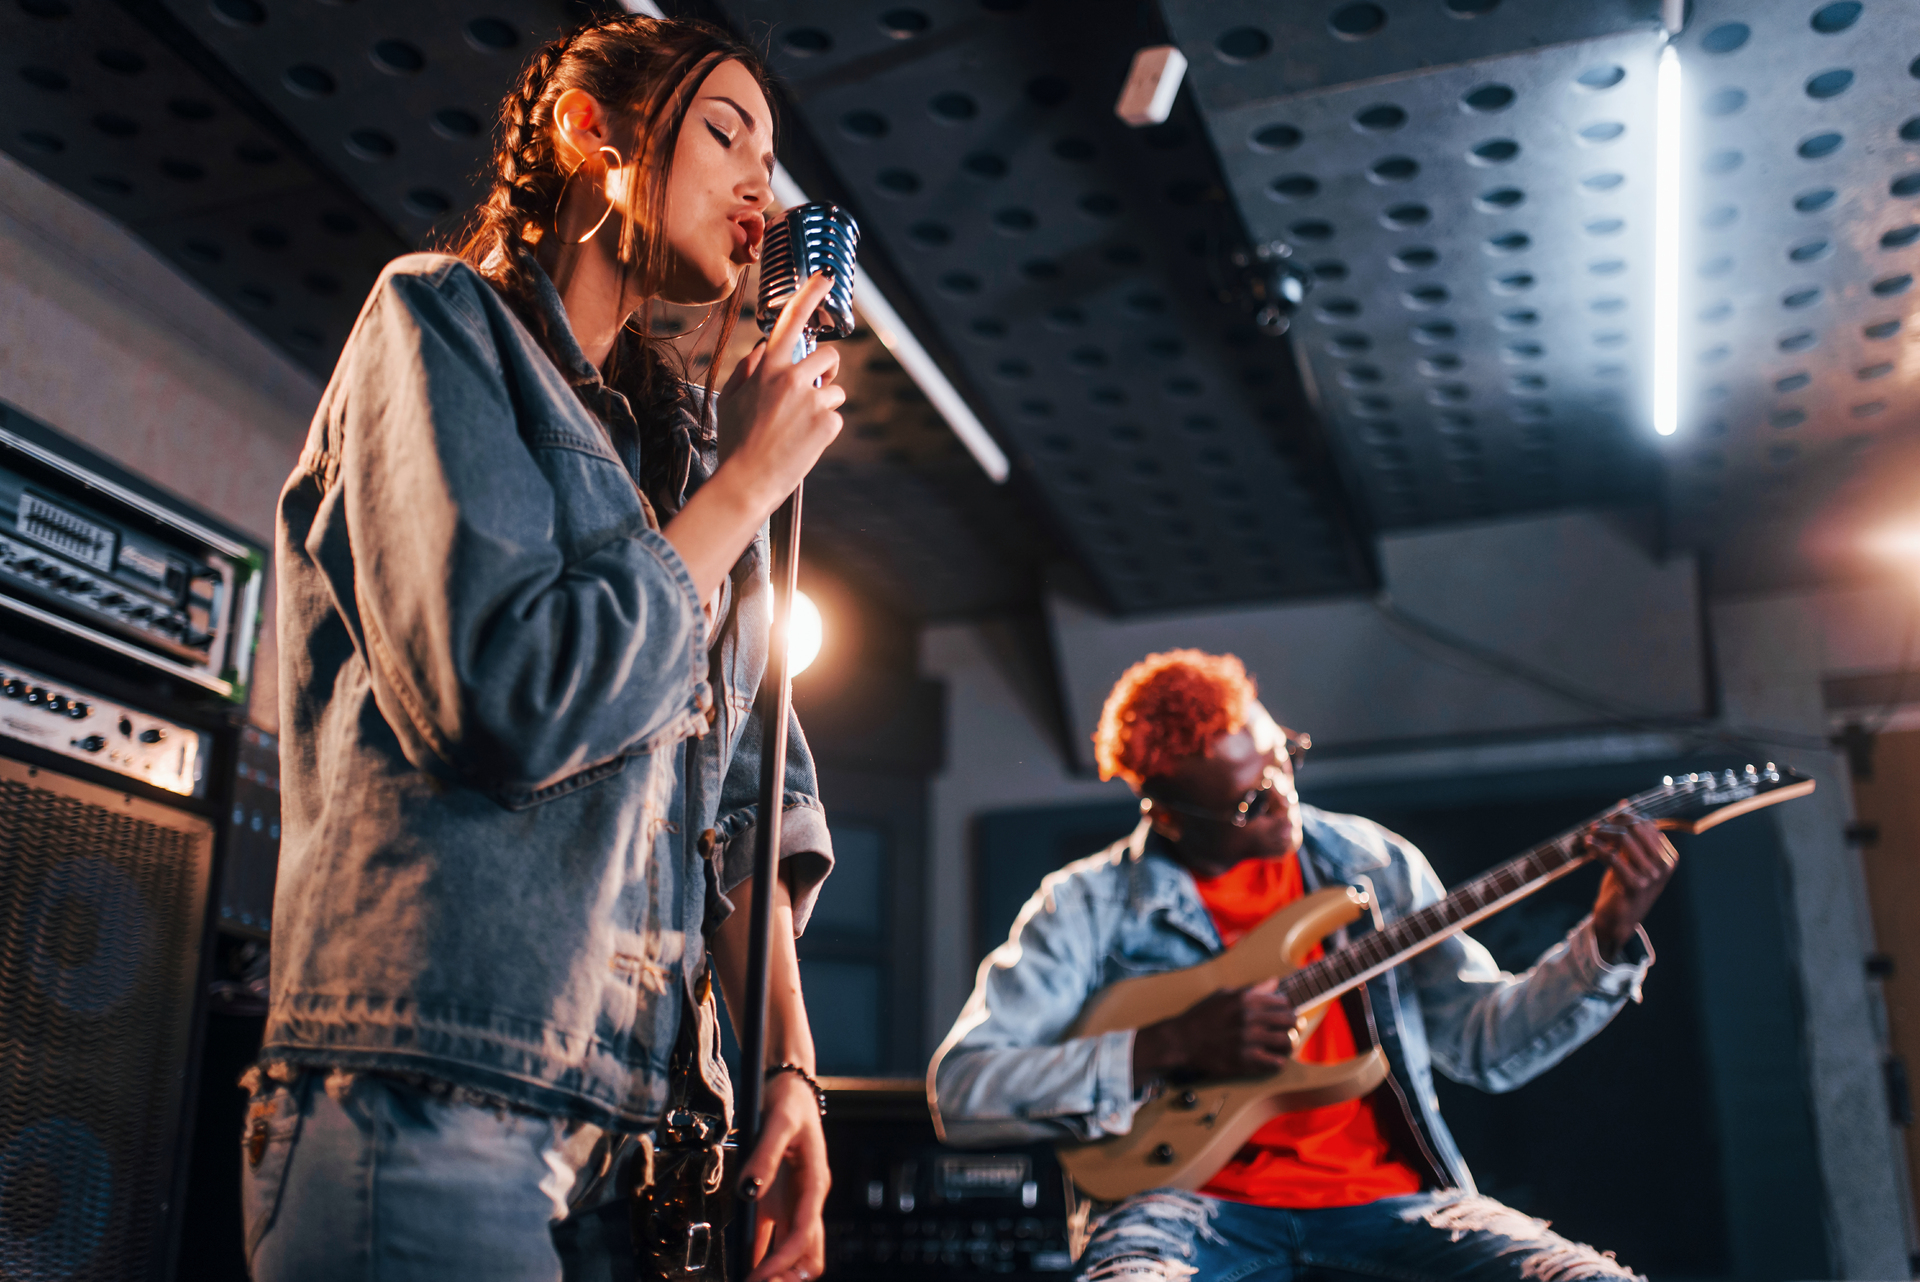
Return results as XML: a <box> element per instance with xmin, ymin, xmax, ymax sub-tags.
<box><xmin>756</xmin><ymin>203</ymin><xmax>861</xmax><ymax>362</ymax></box>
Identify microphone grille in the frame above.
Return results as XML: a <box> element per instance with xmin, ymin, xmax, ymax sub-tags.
<box><xmin>755</xmin><ymin>203</ymin><xmax>860</xmax><ymax>339</ymax></box>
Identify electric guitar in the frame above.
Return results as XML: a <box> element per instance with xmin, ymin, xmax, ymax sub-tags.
<box><xmin>1054</xmin><ymin>763</ymin><xmax>1816</xmax><ymax>1201</ymax></box>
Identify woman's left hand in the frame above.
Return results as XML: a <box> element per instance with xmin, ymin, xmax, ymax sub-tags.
<box><xmin>739</xmin><ymin>1070</ymin><xmax>829</xmax><ymax>1282</ymax></box>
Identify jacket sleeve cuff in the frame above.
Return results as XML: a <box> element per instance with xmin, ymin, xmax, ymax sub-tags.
<box><xmin>1568</xmin><ymin>915</ymin><xmax>1655</xmax><ymax>1004</ymax></box>
<box><xmin>718</xmin><ymin>795</ymin><xmax>835</xmax><ymax>934</ymax></box>
<box><xmin>1094</xmin><ymin>1030</ymin><xmax>1139</xmax><ymax>1135</ymax></box>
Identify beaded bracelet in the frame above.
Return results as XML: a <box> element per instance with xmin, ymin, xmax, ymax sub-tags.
<box><xmin>764</xmin><ymin>1063</ymin><xmax>828</xmax><ymax>1117</ymax></box>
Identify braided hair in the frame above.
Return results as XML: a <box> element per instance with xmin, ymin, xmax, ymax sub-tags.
<box><xmin>455</xmin><ymin>14</ymin><xmax>769</xmax><ymax>515</ymax></box>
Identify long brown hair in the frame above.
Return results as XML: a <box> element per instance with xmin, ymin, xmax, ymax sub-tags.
<box><xmin>456</xmin><ymin>14</ymin><xmax>770</xmax><ymax>514</ymax></box>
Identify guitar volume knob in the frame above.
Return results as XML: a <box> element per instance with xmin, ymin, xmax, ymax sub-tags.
<box><xmin>1149</xmin><ymin>1144</ymin><xmax>1175</xmax><ymax>1165</ymax></box>
<box><xmin>1177</xmin><ymin>1091</ymin><xmax>1199</xmax><ymax>1110</ymax></box>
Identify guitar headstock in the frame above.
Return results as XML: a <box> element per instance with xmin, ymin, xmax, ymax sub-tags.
<box><xmin>1633</xmin><ymin>764</ymin><xmax>1816</xmax><ymax>835</ymax></box>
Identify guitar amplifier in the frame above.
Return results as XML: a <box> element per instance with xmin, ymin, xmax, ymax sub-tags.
<box><xmin>0</xmin><ymin>756</ymin><xmax>217</xmax><ymax>1281</ymax></box>
<box><xmin>820</xmin><ymin>1078</ymin><xmax>1077</xmax><ymax>1278</ymax></box>
<box><xmin>0</xmin><ymin>401</ymin><xmax>263</xmax><ymax>704</ymax></box>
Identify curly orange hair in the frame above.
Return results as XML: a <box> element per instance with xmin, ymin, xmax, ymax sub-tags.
<box><xmin>1093</xmin><ymin>649</ymin><xmax>1258</xmax><ymax>788</ymax></box>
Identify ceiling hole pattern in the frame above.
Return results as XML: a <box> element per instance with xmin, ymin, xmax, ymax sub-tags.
<box><xmin>152</xmin><ymin>0</ymin><xmax>563</xmax><ymax>243</ymax></box>
<box><xmin>0</xmin><ymin>0</ymin><xmax>410</xmax><ymax>374</ymax></box>
<box><xmin>1667</xmin><ymin>0</ymin><xmax>1920</xmax><ymax>524</ymax></box>
<box><xmin>1174</xmin><ymin>21</ymin><xmax>1661</xmax><ymax>526</ymax></box>
<box><xmin>741</xmin><ymin>0</ymin><xmax>1373</xmax><ymax>608</ymax></box>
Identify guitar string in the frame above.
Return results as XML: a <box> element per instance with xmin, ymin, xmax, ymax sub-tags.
<box><xmin>1274</xmin><ymin>778</ymin><xmax>1733</xmax><ymax>1006</ymax></box>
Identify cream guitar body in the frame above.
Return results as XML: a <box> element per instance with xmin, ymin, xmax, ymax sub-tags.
<box><xmin>1057</xmin><ymin>885</ymin><xmax>1388</xmax><ymax>1201</ymax></box>
<box><xmin>1049</xmin><ymin>764</ymin><xmax>1816</xmax><ymax>1203</ymax></box>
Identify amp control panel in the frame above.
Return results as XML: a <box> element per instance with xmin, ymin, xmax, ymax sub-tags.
<box><xmin>0</xmin><ymin>659</ymin><xmax>206</xmax><ymax>797</ymax></box>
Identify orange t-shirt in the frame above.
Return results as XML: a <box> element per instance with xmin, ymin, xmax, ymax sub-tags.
<box><xmin>1188</xmin><ymin>853</ymin><xmax>1425</xmax><ymax>1209</ymax></box>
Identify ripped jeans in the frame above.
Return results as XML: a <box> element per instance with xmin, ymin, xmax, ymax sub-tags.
<box><xmin>1076</xmin><ymin>1189</ymin><xmax>1643</xmax><ymax>1282</ymax></box>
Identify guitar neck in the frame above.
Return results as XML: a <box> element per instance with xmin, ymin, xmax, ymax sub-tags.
<box><xmin>1278</xmin><ymin>828</ymin><xmax>1599</xmax><ymax>1010</ymax></box>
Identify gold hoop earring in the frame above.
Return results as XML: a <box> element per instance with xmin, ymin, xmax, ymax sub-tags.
<box><xmin>557</xmin><ymin>145</ymin><xmax>622</xmax><ymax>244</ymax></box>
<box><xmin>622</xmin><ymin>301</ymin><xmax>723</xmax><ymax>340</ymax></box>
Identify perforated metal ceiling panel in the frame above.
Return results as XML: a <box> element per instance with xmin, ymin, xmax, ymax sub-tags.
<box><xmin>722</xmin><ymin>0</ymin><xmax>1380</xmax><ymax>613</ymax></box>
<box><xmin>1163</xmin><ymin>0</ymin><xmax>1920</xmax><ymax>569</ymax></box>
<box><xmin>1662</xmin><ymin>0</ymin><xmax>1920</xmax><ymax>553</ymax></box>
<box><xmin>2</xmin><ymin>0</ymin><xmax>407</xmax><ymax>372</ymax></box>
<box><xmin>1174</xmin><ymin>0</ymin><xmax>1659</xmax><ymax>106</ymax></box>
<box><xmin>1166</xmin><ymin>8</ymin><xmax>1667</xmax><ymax>528</ymax></box>
<box><xmin>155</xmin><ymin>0</ymin><xmax>576</xmax><ymax>242</ymax></box>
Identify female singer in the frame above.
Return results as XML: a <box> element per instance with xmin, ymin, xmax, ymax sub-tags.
<box><xmin>246</xmin><ymin>16</ymin><xmax>837</xmax><ymax>1281</ymax></box>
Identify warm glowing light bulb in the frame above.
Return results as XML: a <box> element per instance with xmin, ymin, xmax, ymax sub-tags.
<box><xmin>789</xmin><ymin>590</ymin><xmax>823</xmax><ymax>676</ymax></box>
<box><xmin>1869</xmin><ymin>526</ymin><xmax>1920</xmax><ymax>564</ymax></box>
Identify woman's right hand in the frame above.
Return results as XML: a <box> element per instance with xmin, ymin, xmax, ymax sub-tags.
<box><xmin>713</xmin><ymin>271</ymin><xmax>846</xmax><ymax>519</ymax></box>
<box><xmin>663</xmin><ymin>272</ymin><xmax>845</xmax><ymax>600</ymax></box>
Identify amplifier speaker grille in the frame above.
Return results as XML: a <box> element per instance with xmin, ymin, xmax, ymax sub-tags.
<box><xmin>0</xmin><ymin>758</ymin><xmax>213</xmax><ymax>1281</ymax></box>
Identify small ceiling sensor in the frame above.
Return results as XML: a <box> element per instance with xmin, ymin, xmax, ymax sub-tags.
<box><xmin>1116</xmin><ymin>45</ymin><xmax>1187</xmax><ymax>127</ymax></box>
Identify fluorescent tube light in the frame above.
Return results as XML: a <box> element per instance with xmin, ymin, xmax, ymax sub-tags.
<box><xmin>1652</xmin><ymin>43</ymin><xmax>1682</xmax><ymax>437</ymax></box>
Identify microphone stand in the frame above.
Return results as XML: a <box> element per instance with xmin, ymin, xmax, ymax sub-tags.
<box><xmin>731</xmin><ymin>477</ymin><xmax>802</xmax><ymax>1281</ymax></box>
<box><xmin>727</xmin><ymin>198</ymin><xmax>854</xmax><ymax>1280</ymax></box>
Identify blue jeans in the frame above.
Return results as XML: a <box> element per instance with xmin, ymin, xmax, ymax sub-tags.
<box><xmin>242</xmin><ymin>1069</ymin><xmax>594</xmax><ymax>1282</ymax></box>
<box><xmin>1075</xmin><ymin>1190</ymin><xmax>1644</xmax><ymax>1282</ymax></box>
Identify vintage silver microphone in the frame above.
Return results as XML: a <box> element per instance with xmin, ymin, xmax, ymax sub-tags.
<box><xmin>733</xmin><ymin>202</ymin><xmax>858</xmax><ymax>1281</ymax></box>
<box><xmin>755</xmin><ymin>203</ymin><xmax>859</xmax><ymax>363</ymax></box>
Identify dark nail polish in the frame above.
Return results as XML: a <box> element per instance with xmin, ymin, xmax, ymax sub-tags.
<box><xmin>739</xmin><ymin>1176</ymin><xmax>762</xmax><ymax>1201</ymax></box>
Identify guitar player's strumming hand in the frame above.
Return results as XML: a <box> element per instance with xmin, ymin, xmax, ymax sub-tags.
<box><xmin>1581</xmin><ymin>813</ymin><xmax>1680</xmax><ymax>962</ymax></box>
<box><xmin>1132</xmin><ymin>985</ymin><xmax>1300</xmax><ymax>1085</ymax></box>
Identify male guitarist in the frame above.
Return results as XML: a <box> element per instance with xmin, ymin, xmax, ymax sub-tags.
<box><xmin>929</xmin><ymin>649</ymin><xmax>1678</xmax><ymax>1281</ymax></box>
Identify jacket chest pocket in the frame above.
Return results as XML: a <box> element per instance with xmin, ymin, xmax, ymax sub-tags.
<box><xmin>529</xmin><ymin>439</ymin><xmax>650</xmax><ymax>557</ymax></box>
<box><xmin>1101</xmin><ymin>927</ymin><xmax>1210</xmax><ymax>988</ymax></box>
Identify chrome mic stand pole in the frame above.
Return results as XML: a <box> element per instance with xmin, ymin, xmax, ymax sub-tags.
<box><xmin>733</xmin><ymin>473</ymin><xmax>801</xmax><ymax>1280</ymax></box>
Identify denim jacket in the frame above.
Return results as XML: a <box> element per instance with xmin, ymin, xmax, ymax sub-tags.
<box><xmin>268</xmin><ymin>252</ymin><xmax>832</xmax><ymax>1130</ymax></box>
<box><xmin>929</xmin><ymin>808</ymin><xmax>1652</xmax><ymax>1192</ymax></box>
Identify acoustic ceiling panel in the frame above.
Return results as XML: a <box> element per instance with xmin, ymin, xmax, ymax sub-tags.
<box><xmin>155</xmin><ymin>0</ymin><xmax>575</xmax><ymax>244</ymax></box>
<box><xmin>1165</xmin><ymin>0</ymin><xmax>1920</xmax><ymax>567</ymax></box>
<box><xmin>0</xmin><ymin>0</ymin><xmax>409</xmax><ymax>374</ymax></box>
<box><xmin>1174</xmin><ymin>0</ymin><xmax>1659</xmax><ymax>108</ymax></box>
<box><xmin>1166</xmin><ymin>21</ymin><xmax>1667</xmax><ymax>527</ymax></box>
<box><xmin>723</xmin><ymin>0</ymin><xmax>1379</xmax><ymax>613</ymax></box>
<box><xmin>1660</xmin><ymin>0</ymin><xmax>1920</xmax><ymax>550</ymax></box>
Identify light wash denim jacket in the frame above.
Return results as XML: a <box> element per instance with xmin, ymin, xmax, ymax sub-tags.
<box><xmin>268</xmin><ymin>252</ymin><xmax>832</xmax><ymax>1130</ymax></box>
<box><xmin>930</xmin><ymin>807</ymin><xmax>1652</xmax><ymax>1191</ymax></box>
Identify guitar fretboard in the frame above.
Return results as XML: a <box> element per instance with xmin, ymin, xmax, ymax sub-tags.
<box><xmin>1255</xmin><ymin>764</ymin><xmax>1791</xmax><ymax>1011</ymax></box>
<box><xmin>1276</xmin><ymin>827</ymin><xmax>1597</xmax><ymax>1010</ymax></box>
